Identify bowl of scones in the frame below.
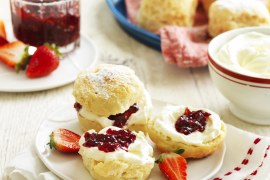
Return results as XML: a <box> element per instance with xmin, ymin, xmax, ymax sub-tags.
<box><xmin>71</xmin><ymin>63</ymin><xmax>227</xmax><ymax>179</ymax></box>
<box><xmin>107</xmin><ymin>0</ymin><xmax>270</xmax><ymax>50</ymax></box>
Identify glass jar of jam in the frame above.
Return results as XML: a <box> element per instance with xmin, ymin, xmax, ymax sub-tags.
<box><xmin>10</xmin><ymin>0</ymin><xmax>80</xmax><ymax>54</ymax></box>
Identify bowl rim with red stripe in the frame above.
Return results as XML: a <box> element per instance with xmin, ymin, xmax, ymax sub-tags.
<box><xmin>208</xmin><ymin>26</ymin><xmax>270</xmax><ymax>85</ymax></box>
<box><xmin>207</xmin><ymin>26</ymin><xmax>270</xmax><ymax>125</ymax></box>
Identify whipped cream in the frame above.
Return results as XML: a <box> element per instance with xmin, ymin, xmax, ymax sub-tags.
<box><xmin>79</xmin><ymin>126</ymin><xmax>154</xmax><ymax>164</ymax></box>
<box><xmin>78</xmin><ymin>90</ymin><xmax>152</xmax><ymax>128</ymax></box>
<box><xmin>153</xmin><ymin>105</ymin><xmax>223</xmax><ymax>145</ymax></box>
<box><xmin>216</xmin><ymin>31</ymin><xmax>270</xmax><ymax>78</ymax></box>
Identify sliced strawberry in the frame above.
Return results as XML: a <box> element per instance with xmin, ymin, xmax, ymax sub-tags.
<box><xmin>0</xmin><ymin>41</ymin><xmax>29</xmax><ymax>68</ymax></box>
<box><xmin>26</xmin><ymin>44</ymin><xmax>60</xmax><ymax>78</ymax></box>
<box><xmin>0</xmin><ymin>19</ymin><xmax>8</xmax><ymax>45</ymax></box>
<box><xmin>156</xmin><ymin>150</ymin><xmax>187</xmax><ymax>180</ymax></box>
<box><xmin>48</xmin><ymin>128</ymin><xmax>81</xmax><ymax>153</ymax></box>
<box><xmin>0</xmin><ymin>19</ymin><xmax>7</xmax><ymax>39</ymax></box>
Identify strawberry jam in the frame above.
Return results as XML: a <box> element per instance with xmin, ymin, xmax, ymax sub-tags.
<box><xmin>74</xmin><ymin>102</ymin><xmax>82</xmax><ymax>112</ymax></box>
<box><xmin>175</xmin><ymin>108</ymin><xmax>211</xmax><ymax>135</ymax></box>
<box><xmin>108</xmin><ymin>104</ymin><xmax>138</xmax><ymax>128</ymax></box>
<box><xmin>10</xmin><ymin>0</ymin><xmax>80</xmax><ymax>47</ymax></box>
<box><xmin>83</xmin><ymin>128</ymin><xmax>136</xmax><ymax>152</ymax></box>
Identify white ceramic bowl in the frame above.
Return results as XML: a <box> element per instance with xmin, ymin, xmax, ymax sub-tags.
<box><xmin>208</xmin><ymin>27</ymin><xmax>270</xmax><ymax>125</ymax></box>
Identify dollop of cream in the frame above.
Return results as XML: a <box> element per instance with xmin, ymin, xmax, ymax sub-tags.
<box><xmin>79</xmin><ymin>126</ymin><xmax>154</xmax><ymax>164</ymax></box>
<box><xmin>217</xmin><ymin>31</ymin><xmax>270</xmax><ymax>78</ymax></box>
<box><xmin>78</xmin><ymin>90</ymin><xmax>152</xmax><ymax>128</ymax></box>
<box><xmin>153</xmin><ymin>105</ymin><xmax>223</xmax><ymax>145</ymax></box>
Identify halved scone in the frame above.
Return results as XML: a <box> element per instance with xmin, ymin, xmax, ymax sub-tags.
<box><xmin>79</xmin><ymin>126</ymin><xmax>155</xmax><ymax>180</ymax></box>
<box><xmin>73</xmin><ymin>64</ymin><xmax>152</xmax><ymax>133</ymax></box>
<box><xmin>148</xmin><ymin>105</ymin><xmax>226</xmax><ymax>158</ymax></box>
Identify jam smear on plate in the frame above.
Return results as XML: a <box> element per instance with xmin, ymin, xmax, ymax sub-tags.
<box><xmin>108</xmin><ymin>104</ymin><xmax>138</xmax><ymax>128</ymax></box>
<box><xmin>175</xmin><ymin>108</ymin><xmax>211</xmax><ymax>135</ymax></box>
<box><xmin>83</xmin><ymin>128</ymin><xmax>136</xmax><ymax>152</ymax></box>
<box><xmin>74</xmin><ymin>102</ymin><xmax>82</xmax><ymax>112</ymax></box>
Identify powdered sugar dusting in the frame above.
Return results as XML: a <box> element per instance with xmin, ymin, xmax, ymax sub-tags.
<box><xmin>85</xmin><ymin>66</ymin><xmax>137</xmax><ymax>99</ymax></box>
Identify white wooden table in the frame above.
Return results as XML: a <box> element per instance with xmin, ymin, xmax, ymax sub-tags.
<box><xmin>1</xmin><ymin>0</ymin><xmax>270</xmax><ymax>178</ymax></box>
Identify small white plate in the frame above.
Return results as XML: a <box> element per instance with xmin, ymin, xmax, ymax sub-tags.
<box><xmin>35</xmin><ymin>100</ymin><xmax>226</xmax><ymax>180</ymax></box>
<box><xmin>0</xmin><ymin>35</ymin><xmax>97</xmax><ymax>92</ymax></box>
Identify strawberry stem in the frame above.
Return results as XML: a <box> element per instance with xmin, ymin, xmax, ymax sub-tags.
<box><xmin>48</xmin><ymin>132</ymin><xmax>56</xmax><ymax>149</ymax></box>
<box><xmin>15</xmin><ymin>46</ymin><xmax>31</xmax><ymax>73</ymax></box>
<box><xmin>44</xmin><ymin>43</ymin><xmax>63</xmax><ymax>57</ymax></box>
<box><xmin>155</xmin><ymin>155</ymin><xmax>163</xmax><ymax>164</ymax></box>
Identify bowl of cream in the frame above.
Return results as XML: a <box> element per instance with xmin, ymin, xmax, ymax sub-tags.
<box><xmin>208</xmin><ymin>27</ymin><xmax>270</xmax><ymax>125</ymax></box>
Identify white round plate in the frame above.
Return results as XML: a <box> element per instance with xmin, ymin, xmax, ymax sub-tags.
<box><xmin>0</xmin><ymin>35</ymin><xmax>97</xmax><ymax>92</ymax></box>
<box><xmin>35</xmin><ymin>100</ymin><xmax>226</xmax><ymax>180</ymax></box>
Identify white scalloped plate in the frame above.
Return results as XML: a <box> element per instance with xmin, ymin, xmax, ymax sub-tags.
<box><xmin>0</xmin><ymin>35</ymin><xmax>97</xmax><ymax>92</ymax></box>
<box><xmin>35</xmin><ymin>100</ymin><xmax>226</xmax><ymax>180</ymax></box>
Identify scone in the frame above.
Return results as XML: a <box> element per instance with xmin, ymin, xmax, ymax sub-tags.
<box><xmin>208</xmin><ymin>0</ymin><xmax>270</xmax><ymax>37</ymax></box>
<box><xmin>147</xmin><ymin>105</ymin><xmax>226</xmax><ymax>159</ymax></box>
<box><xmin>73</xmin><ymin>64</ymin><xmax>152</xmax><ymax>133</ymax></box>
<box><xmin>138</xmin><ymin>0</ymin><xmax>198</xmax><ymax>33</ymax></box>
<box><xmin>79</xmin><ymin>126</ymin><xmax>155</xmax><ymax>180</ymax></box>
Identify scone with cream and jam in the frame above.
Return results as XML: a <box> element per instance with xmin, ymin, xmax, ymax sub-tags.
<box><xmin>79</xmin><ymin>126</ymin><xmax>155</xmax><ymax>180</ymax></box>
<box><xmin>73</xmin><ymin>64</ymin><xmax>152</xmax><ymax>133</ymax></box>
<box><xmin>148</xmin><ymin>105</ymin><xmax>226</xmax><ymax>158</ymax></box>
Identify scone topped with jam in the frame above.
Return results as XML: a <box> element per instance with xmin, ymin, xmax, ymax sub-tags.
<box><xmin>148</xmin><ymin>105</ymin><xmax>226</xmax><ymax>158</ymax></box>
<box><xmin>73</xmin><ymin>64</ymin><xmax>152</xmax><ymax>133</ymax></box>
<box><xmin>79</xmin><ymin>126</ymin><xmax>155</xmax><ymax>180</ymax></box>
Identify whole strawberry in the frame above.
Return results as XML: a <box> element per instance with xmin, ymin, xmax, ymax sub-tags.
<box><xmin>155</xmin><ymin>149</ymin><xmax>187</xmax><ymax>180</ymax></box>
<box><xmin>48</xmin><ymin>128</ymin><xmax>81</xmax><ymax>153</ymax></box>
<box><xmin>26</xmin><ymin>44</ymin><xmax>60</xmax><ymax>78</ymax></box>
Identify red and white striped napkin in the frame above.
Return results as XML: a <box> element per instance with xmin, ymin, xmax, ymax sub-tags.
<box><xmin>212</xmin><ymin>124</ymin><xmax>270</xmax><ymax>180</ymax></box>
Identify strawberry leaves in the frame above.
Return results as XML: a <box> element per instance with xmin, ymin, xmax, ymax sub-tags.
<box><xmin>15</xmin><ymin>46</ymin><xmax>31</xmax><ymax>72</ymax></box>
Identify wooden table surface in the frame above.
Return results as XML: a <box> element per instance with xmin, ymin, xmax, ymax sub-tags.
<box><xmin>1</xmin><ymin>0</ymin><xmax>270</xmax><ymax>178</ymax></box>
